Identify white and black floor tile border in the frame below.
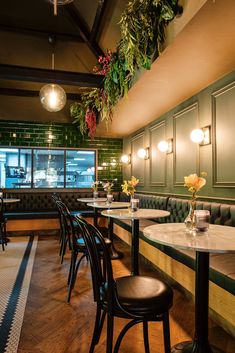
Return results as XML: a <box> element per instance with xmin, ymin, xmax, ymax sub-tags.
<box><xmin>0</xmin><ymin>235</ymin><xmax>37</xmax><ymax>353</ymax></box>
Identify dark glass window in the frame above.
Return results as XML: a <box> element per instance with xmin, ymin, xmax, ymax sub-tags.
<box><xmin>0</xmin><ymin>148</ymin><xmax>32</xmax><ymax>188</ymax></box>
<box><xmin>33</xmin><ymin>149</ymin><xmax>64</xmax><ymax>188</ymax></box>
<box><xmin>0</xmin><ymin>147</ymin><xmax>96</xmax><ymax>189</ymax></box>
<box><xmin>66</xmin><ymin>150</ymin><xmax>95</xmax><ymax>188</ymax></box>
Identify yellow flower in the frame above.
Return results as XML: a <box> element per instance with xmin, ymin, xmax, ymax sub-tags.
<box><xmin>121</xmin><ymin>176</ymin><xmax>139</xmax><ymax>196</ymax></box>
<box><xmin>184</xmin><ymin>172</ymin><xmax>206</xmax><ymax>198</ymax></box>
<box><xmin>91</xmin><ymin>181</ymin><xmax>100</xmax><ymax>192</ymax></box>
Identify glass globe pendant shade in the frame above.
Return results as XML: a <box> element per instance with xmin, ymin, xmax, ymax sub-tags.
<box><xmin>40</xmin><ymin>84</ymin><xmax>66</xmax><ymax>112</ymax></box>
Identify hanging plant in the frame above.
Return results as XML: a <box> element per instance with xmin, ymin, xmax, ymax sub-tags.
<box><xmin>70</xmin><ymin>0</ymin><xmax>182</xmax><ymax>138</ymax></box>
<box><xmin>85</xmin><ymin>108</ymin><xmax>97</xmax><ymax>139</ymax></box>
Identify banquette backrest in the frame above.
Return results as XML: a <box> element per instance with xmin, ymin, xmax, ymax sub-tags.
<box><xmin>5</xmin><ymin>191</ymin><xmax>120</xmax><ymax>213</ymax></box>
<box><xmin>135</xmin><ymin>193</ymin><xmax>169</xmax><ymax>210</ymax></box>
<box><xmin>167</xmin><ymin>197</ymin><xmax>235</xmax><ymax>226</ymax></box>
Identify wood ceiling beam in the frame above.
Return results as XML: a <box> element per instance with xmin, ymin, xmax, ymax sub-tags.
<box><xmin>90</xmin><ymin>0</ymin><xmax>109</xmax><ymax>43</ymax></box>
<box><xmin>0</xmin><ymin>87</ymin><xmax>81</xmax><ymax>100</ymax></box>
<box><xmin>0</xmin><ymin>24</ymin><xmax>83</xmax><ymax>43</ymax></box>
<box><xmin>0</xmin><ymin>64</ymin><xmax>104</xmax><ymax>88</ymax></box>
<box><xmin>65</xmin><ymin>3</ymin><xmax>104</xmax><ymax>58</ymax></box>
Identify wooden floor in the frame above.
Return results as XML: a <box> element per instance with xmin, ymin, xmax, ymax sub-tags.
<box><xmin>17</xmin><ymin>232</ymin><xmax>235</xmax><ymax>353</ymax></box>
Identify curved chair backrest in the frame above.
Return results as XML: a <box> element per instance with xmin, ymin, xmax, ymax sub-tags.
<box><xmin>56</xmin><ymin>201</ymin><xmax>84</xmax><ymax>251</ymax></box>
<box><xmin>52</xmin><ymin>192</ymin><xmax>62</xmax><ymax>202</ymax></box>
<box><xmin>76</xmin><ymin>217</ymin><xmax>115</xmax><ymax>311</ymax></box>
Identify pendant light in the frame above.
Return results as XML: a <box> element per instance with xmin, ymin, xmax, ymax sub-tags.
<box><xmin>39</xmin><ymin>37</ymin><xmax>67</xmax><ymax>112</ymax></box>
<box><xmin>48</xmin><ymin>0</ymin><xmax>74</xmax><ymax>16</ymax></box>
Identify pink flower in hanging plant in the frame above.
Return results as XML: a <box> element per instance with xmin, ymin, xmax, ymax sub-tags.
<box><xmin>93</xmin><ymin>49</ymin><xmax>112</xmax><ymax>76</ymax></box>
<box><xmin>85</xmin><ymin>108</ymin><xmax>97</xmax><ymax>139</ymax></box>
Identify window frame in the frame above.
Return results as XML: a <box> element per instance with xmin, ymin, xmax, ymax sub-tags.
<box><xmin>0</xmin><ymin>146</ymin><xmax>97</xmax><ymax>190</ymax></box>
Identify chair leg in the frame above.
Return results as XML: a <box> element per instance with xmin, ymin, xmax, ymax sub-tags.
<box><xmin>67</xmin><ymin>251</ymin><xmax>76</xmax><ymax>303</ymax></box>
<box><xmin>89</xmin><ymin>306</ymin><xmax>105</xmax><ymax>353</ymax></box>
<box><xmin>143</xmin><ymin>321</ymin><xmax>150</xmax><ymax>353</ymax></box>
<box><xmin>163</xmin><ymin>312</ymin><xmax>171</xmax><ymax>353</ymax></box>
<box><xmin>3</xmin><ymin>222</ymin><xmax>7</xmax><ymax>246</ymax></box>
<box><xmin>106</xmin><ymin>314</ymin><xmax>114</xmax><ymax>353</ymax></box>
<box><xmin>0</xmin><ymin>224</ymin><xmax>5</xmax><ymax>251</ymax></box>
<box><xmin>60</xmin><ymin>238</ymin><xmax>68</xmax><ymax>264</ymax></box>
<box><xmin>73</xmin><ymin>253</ymin><xmax>86</xmax><ymax>284</ymax></box>
<box><xmin>113</xmin><ymin>319</ymin><xmax>142</xmax><ymax>353</ymax></box>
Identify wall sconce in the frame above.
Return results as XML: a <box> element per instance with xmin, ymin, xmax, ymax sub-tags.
<box><xmin>121</xmin><ymin>154</ymin><xmax>131</xmax><ymax>164</ymax></box>
<box><xmin>157</xmin><ymin>139</ymin><xmax>173</xmax><ymax>154</ymax></box>
<box><xmin>137</xmin><ymin>147</ymin><xmax>149</xmax><ymax>160</ymax></box>
<box><xmin>190</xmin><ymin>126</ymin><xmax>211</xmax><ymax>145</ymax></box>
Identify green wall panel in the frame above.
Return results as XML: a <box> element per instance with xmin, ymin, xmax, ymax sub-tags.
<box><xmin>123</xmin><ymin>70</ymin><xmax>235</xmax><ymax>203</ymax></box>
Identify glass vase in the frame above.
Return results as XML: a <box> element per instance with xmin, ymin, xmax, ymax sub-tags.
<box><xmin>106</xmin><ymin>193</ymin><xmax>113</xmax><ymax>204</ymax></box>
<box><xmin>184</xmin><ymin>200</ymin><xmax>196</xmax><ymax>232</ymax></box>
<box><xmin>93</xmin><ymin>191</ymin><xmax>98</xmax><ymax>199</ymax></box>
<box><xmin>130</xmin><ymin>194</ymin><xmax>139</xmax><ymax>212</ymax></box>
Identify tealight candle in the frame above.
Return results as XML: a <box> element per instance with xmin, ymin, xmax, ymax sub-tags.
<box><xmin>194</xmin><ymin>210</ymin><xmax>210</xmax><ymax>232</ymax></box>
<box><xmin>106</xmin><ymin>194</ymin><xmax>113</xmax><ymax>204</ymax></box>
<box><xmin>130</xmin><ymin>198</ymin><xmax>139</xmax><ymax>212</ymax></box>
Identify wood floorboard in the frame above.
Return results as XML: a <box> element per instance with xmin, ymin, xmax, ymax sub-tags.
<box><xmin>17</xmin><ymin>233</ymin><xmax>235</xmax><ymax>353</ymax></box>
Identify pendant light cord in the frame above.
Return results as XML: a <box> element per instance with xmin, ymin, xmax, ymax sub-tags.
<box><xmin>54</xmin><ymin>0</ymin><xmax>57</xmax><ymax>16</ymax></box>
<box><xmin>52</xmin><ymin>53</ymin><xmax>55</xmax><ymax>70</ymax></box>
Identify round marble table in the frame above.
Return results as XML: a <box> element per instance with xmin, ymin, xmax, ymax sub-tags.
<box><xmin>88</xmin><ymin>202</ymin><xmax>130</xmax><ymax>259</ymax></box>
<box><xmin>101</xmin><ymin>208</ymin><xmax>170</xmax><ymax>274</ymax></box>
<box><xmin>143</xmin><ymin>223</ymin><xmax>235</xmax><ymax>353</ymax></box>
<box><xmin>77</xmin><ymin>197</ymin><xmax>107</xmax><ymax>203</ymax></box>
<box><xmin>3</xmin><ymin>198</ymin><xmax>20</xmax><ymax>204</ymax></box>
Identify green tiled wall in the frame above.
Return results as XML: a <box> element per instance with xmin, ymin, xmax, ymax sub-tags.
<box><xmin>0</xmin><ymin>120</ymin><xmax>123</xmax><ymax>190</ymax></box>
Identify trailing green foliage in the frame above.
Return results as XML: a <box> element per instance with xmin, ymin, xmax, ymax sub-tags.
<box><xmin>71</xmin><ymin>0</ymin><xmax>181</xmax><ymax>137</ymax></box>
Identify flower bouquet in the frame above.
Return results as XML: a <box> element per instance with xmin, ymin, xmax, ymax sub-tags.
<box><xmin>184</xmin><ymin>172</ymin><xmax>207</xmax><ymax>231</ymax></box>
<box><xmin>121</xmin><ymin>176</ymin><xmax>139</xmax><ymax>197</ymax></box>
<box><xmin>91</xmin><ymin>180</ymin><xmax>100</xmax><ymax>199</ymax></box>
<box><xmin>102</xmin><ymin>181</ymin><xmax>114</xmax><ymax>195</ymax></box>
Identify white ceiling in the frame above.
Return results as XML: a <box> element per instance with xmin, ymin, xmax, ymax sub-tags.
<box><xmin>95</xmin><ymin>0</ymin><xmax>235</xmax><ymax>137</ymax></box>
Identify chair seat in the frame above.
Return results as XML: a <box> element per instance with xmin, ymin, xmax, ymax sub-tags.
<box><xmin>101</xmin><ymin>275</ymin><xmax>173</xmax><ymax>317</ymax></box>
<box><xmin>76</xmin><ymin>236</ymin><xmax>111</xmax><ymax>247</ymax></box>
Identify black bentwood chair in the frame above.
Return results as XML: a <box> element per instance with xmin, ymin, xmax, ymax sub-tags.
<box><xmin>0</xmin><ymin>198</ymin><xmax>7</xmax><ymax>251</ymax></box>
<box><xmin>56</xmin><ymin>201</ymin><xmax>111</xmax><ymax>303</ymax></box>
<box><xmin>79</xmin><ymin>218</ymin><xmax>174</xmax><ymax>353</ymax></box>
<box><xmin>55</xmin><ymin>200</ymin><xmax>88</xmax><ymax>302</ymax></box>
<box><xmin>52</xmin><ymin>193</ymin><xmax>62</xmax><ymax>237</ymax></box>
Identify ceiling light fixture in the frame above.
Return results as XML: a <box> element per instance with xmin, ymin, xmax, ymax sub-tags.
<box><xmin>48</xmin><ymin>0</ymin><xmax>74</xmax><ymax>16</ymax></box>
<box><xmin>40</xmin><ymin>36</ymin><xmax>67</xmax><ymax>112</ymax></box>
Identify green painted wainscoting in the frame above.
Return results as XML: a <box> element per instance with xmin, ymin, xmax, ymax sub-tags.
<box><xmin>123</xmin><ymin>70</ymin><xmax>235</xmax><ymax>203</ymax></box>
<box><xmin>0</xmin><ymin>120</ymin><xmax>123</xmax><ymax>190</ymax></box>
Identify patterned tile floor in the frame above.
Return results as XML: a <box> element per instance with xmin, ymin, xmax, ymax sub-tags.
<box><xmin>0</xmin><ymin>236</ymin><xmax>38</xmax><ymax>353</ymax></box>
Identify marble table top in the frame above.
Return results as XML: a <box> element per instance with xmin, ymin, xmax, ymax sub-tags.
<box><xmin>2</xmin><ymin>198</ymin><xmax>20</xmax><ymax>204</ymax></box>
<box><xmin>143</xmin><ymin>222</ymin><xmax>235</xmax><ymax>253</ymax></box>
<box><xmin>77</xmin><ymin>198</ymin><xmax>107</xmax><ymax>203</ymax></box>
<box><xmin>101</xmin><ymin>208</ymin><xmax>170</xmax><ymax>220</ymax></box>
<box><xmin>87</xmin><ymin>201</ymin><xmax>129</xmax><ymax>209</ymax></box>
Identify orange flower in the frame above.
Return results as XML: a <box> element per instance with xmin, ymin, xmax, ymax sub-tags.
<box><xmin>184</xmin><ymin>173</ymin><xmax>207</xmax><ymax>198</ymax></box>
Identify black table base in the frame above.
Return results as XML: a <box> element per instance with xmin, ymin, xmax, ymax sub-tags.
<box><xmin>171</xmin><ymin>341</ymin><xmax>224</xmax><ymax>353</ymax></box>
<box><xmin>171</xmin><ymin>252</ymin><xmax>224</xmax><ymax>353</ymax></box>
<box><xmin>107</xmin><ymin>217</ymin><xmax>123</xmax><ymax>260</ymax></box>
